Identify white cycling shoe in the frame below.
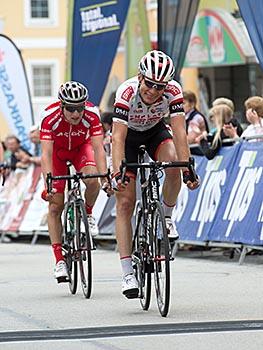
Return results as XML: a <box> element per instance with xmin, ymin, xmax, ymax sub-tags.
<box><xmin>165</xmin><ymin>217</ymin><xmax>179</xmax><ymax>240</ymax></box>
<box><xmin>122</xmin><ymin>273</ymin><xmax>139</xmax><ymax>299</ymax></box>
<box><xmin>54</xmin><ymin>260</ymin><xmax>69</xmax><ymax>283</ymax></box>
<box><xmin>87</xmin><ymin>215</ymin><xmax>99</xmax><ymax>237</ymax></box>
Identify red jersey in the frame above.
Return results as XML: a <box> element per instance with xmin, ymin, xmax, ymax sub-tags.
<box><xmin>40</xmin><ymin>101</ymin><xmax>103</xmax><ymax>150</ymax></box>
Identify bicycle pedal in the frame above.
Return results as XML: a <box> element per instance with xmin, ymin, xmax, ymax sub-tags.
<box><xmin>56</xmin><ymin>276</ymin><xmax>69</xmax><ymax>284</ymax></box>
<box><xmin>124</xmin><ymin>291</ymin><xmax>139</xmax><ymax>299</ymax></box>
<box><xmin>123</xmin><ymin>287</ymin><xmax>139</xmax><ymax>299</ymax></box>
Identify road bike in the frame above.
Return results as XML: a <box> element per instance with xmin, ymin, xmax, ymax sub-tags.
<box><xmin>46</xmin><ymin>168</ymin><xmax>110</xmax><ymax>298</ymax></box>
<box><xmin>120</xmin><ymin>145</ymin><xmax>197</xmax><ymax>317</ymax></box>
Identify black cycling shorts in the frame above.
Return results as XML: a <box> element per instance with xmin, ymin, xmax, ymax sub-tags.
<box><xmin>125</xmin><ymin>121</ymin><xmax>172</xmax><ymax>175</ymax></box>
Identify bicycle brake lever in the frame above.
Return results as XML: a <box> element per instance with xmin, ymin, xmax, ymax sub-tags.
<box><xmin>188</xmin><ymin>157</ymin><xmax>198</xmax><ymax>182</ymax></box>
<box><xmin>46</xmin><ymin>173</ymin><xmax>52</xmax><ymax>193</ymax></box>
<box><xmin>120</xmin><ymin>159</ymin><xmax>127</xmax><ymax>184</ymax></box>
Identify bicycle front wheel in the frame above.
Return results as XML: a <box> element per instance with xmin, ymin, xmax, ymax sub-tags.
<box><xmin>76</xmin><ymin>201</ymin><xmax>92</xmax><ymax>298</ymax></box>
<box><xmin>152</xmin><ymin>201</ymin><xmax>170</xmax><ymax>317</ymax></box>
<box><xmin>133</xmin><ymin>201</ymin><xmax>151</xmax><ymax>310</ymax></box>
<box><xmin>63</xmin><ymin>202</ymin><xmax>78</xmax><ymax>294</ymax></box>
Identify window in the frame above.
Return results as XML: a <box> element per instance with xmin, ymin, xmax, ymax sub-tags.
<box><xmin>27</xmin><ymin>60</ymin><xmax>59</xmax><ymax>100</ymax></box>
<box><xmin>31</xmin><ymin>0</ymin><xmax>49</xmax><ymax>19</ymax></box>
<box><xmin>146</xmin><ymin>0</ymin><xmax>157</xmax><ymax>10</ymax></box>
<box><xmin>24</xmin><ymin>0</ymin><xmax>58</xmax><ymax>26</ymax></box>
<box><xmin>32</xmin><ymin>65</ymin><xmax>52</xmax><ymax>97</ymax></box>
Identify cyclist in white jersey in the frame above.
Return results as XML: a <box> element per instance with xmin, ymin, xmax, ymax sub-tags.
<box><xmin>111</xmin><ymin>50</ymin><xmax>200</xmax><ymax>298</ymax></box>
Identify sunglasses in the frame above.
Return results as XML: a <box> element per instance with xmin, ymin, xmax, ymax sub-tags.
<box><xmin>144</xmin><ymin>78</ymin><xmax>167</xmax><ymax>91</ymax></box>
<box><xmin>64</xmin><ymin>105</ymin><xmax>85</xmax><ymax>113</ymax></box>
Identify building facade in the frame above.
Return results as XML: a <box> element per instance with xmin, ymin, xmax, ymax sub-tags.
<box><xmin>0</xmin><ymin>0</ymin><xmax>67</xmax><ymax>129</ymax></box>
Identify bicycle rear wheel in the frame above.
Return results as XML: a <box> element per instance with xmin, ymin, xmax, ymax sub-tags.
<box><xmin>133</xmin><ymin>201</ymin><xmax>151</xmax><ymax>310</ymax></box>
<box><xmin>76</xmin><ymin>201</ymin><xmax>92</xmax><ymax>298</ymax></box>
<box><xmin>152</xmin><ymin>201</ymin><xmax>170</xmax><ymax>317</ymax></box>
<box><xmin>63</xmin><ymin>202</ymin><xmax>78</xmax><ymax>294</ymax></box>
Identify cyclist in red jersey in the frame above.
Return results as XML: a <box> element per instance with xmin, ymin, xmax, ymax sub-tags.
<box><xmin>111</xmin><ymin>50</ymin><xmax>200</xmax><ymax>298</ymax></box>
<box><xmin>40</xmin><ymin>81</ymin><xmax>111</xmax><ymax>283</ymax></box>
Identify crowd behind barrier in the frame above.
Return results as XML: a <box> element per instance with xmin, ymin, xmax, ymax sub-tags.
<box><xmin>0</xmin><ymin>138</ymin><xmax>262</xmax><ymax>261</ymax></box>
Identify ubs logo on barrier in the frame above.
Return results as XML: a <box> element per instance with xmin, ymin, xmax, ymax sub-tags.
<box><xmin>190</xmin><ymin>156</ymin><xmax>226</xmax><ymax>238</ymax></box>
<box><xmin>174</xmin><ymin>144</ymin><xmax>263</xmax><ymax>243</ymax></box>
<box><xmin>223</xmin><ymin>151</ymin><xmax>262</xmax><ymax>237</ymax></box>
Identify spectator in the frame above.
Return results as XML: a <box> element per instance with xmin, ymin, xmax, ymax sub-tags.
<box><xmin>29</xmin><ymin>125</ymin><xmax>41</xmax><ymax>156</ymax></box>
<box><xmin>212</xmin><ymin>97</ymin><xmax>243</xmax><ymax>137</ymax></box>
<box><xmin>4</xmin><ymin>135</ymin><xmax>32</xmax><ymax>170</ymax></box>
<box><xmin>101</xmin><ymin>111</ymin><xmax>113</xmax><ymax>158</ymax></box>
<box><xmin>183</xmin><ymin>90</ymin><xmax>209</xmax><ymax>144</ymax></box>
<box><xmin>0</xmin><ymin>140</ymin><xmax>3</xmax><ymax>163</ymax></box>
<box><xmin>224</xmin><ymin>96</ymin><xmax>263</xmax><ymax>142</ymax></box>
<box><xmin>196</xmin><ymin>104</ymin><xmax>234</xmax><ymax>160</ymax></box>
<box><xmin>17</xmin><ymin>126</ymin><xmax>41</xmax><ymax>167</ymax></box>
<box><xmin>212</xmin><ymin>97</ymin><xmax>235</xmax><ymax>112</ymax></box>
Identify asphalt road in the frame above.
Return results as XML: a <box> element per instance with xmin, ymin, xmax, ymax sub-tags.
<box><xmin>0</xmin><ymin>240</ymin><xmax>263</xmax><ymax>349</ymax></box>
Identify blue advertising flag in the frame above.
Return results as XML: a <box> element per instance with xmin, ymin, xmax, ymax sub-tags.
<box><xmin>237</xmin><ymin>0</ymin><xmax>263</xmax><ymax>70</ymax></box>
<box><xmin>70</xmin><ymin>0</ymin><xmax>130</xmax><ymax>106</ymax></box>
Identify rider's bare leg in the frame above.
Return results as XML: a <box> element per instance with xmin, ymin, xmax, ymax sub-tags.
<box><xmin>48</xmin><ymin>193</ymin><xmax>65</xmax><ymax>263</ymax></box>
<box><xmin>156</xmin><ymin>141</ymin><xmax>182</xmax><ymax>206</ymax></box>
<box><xmin>48</xmin><ymin>193</ymin><xmax>64</xmax><ymax>244</ymax></box>
<box><xmin>115</xmin><ymin>179</ymin><xmax>136</xmax><ymax>259</ymax></box>
<box><xmin>81</xmin><ymin>165</ymin><xmax>100</xmax><ymax>209</ymax></box>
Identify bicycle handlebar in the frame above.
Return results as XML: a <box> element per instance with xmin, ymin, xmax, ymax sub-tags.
<box><xmin>120</xmin><ymin>157</ymin><xmax>198</xmax><ymax>182</ymax></box>
<box><xmin>46</xmin><ymin>169</ymin><xmax>111</xmax><ymax>194</ymax></box>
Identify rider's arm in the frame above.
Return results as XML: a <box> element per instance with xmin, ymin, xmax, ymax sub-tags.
<box><xmin>170</xmin><ymin>115</ymin><xmax>191</xmax><ymax>163</ymax></box>
<box><xmin>171</xmin><ymin>115</ymin><xmax>200</xmax><ymax>189</ymax></box>
<box><xmin>90</xmin><ymin>135</ymin><xmax>108</xmax><ymax>177</ymax></box>
<box><xmin>41</xmin><ymin>140</ymin><xmax>53</xmax><ymax>187</ymax></box>
<box><xmin>111</xmin><ymin>121</ymin><xmax>128</xmax><ymax>176</ymax></box>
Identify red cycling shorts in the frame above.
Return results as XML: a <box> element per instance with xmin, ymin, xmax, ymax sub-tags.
<box><xmin>52</xmin><ymin>142</ymin><xmax>96</xmax><ymax>193</ymax></box>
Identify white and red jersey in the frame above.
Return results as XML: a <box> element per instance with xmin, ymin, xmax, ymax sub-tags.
<box><xmin>40</xmin><ymin>101</ymin><xmax>103</xmax><ymax>150</ymax></box>
<box><xmin>113</xmin><ymin>76</ymin><xmax>184</xmax><ymax>131</ymax></box>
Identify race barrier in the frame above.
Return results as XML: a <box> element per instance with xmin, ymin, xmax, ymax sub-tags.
<box><xmin>174</xmin><ymin>141</ymin><xmax>263</xmax><ymax>246</ymax></box>
<box><xmin>0</xmin><ymin>141</ymin><xmax>262</xmax><ymax>253</ymax></box>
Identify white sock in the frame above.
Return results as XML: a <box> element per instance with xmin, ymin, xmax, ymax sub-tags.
<box><xmin>120</xmin><ymin>256</ymin><xmax>133</xmax><ymax>276</ymax></box>
<box><xmin>163</xmin><ymin>201</ymin><xmax>175</xmax><ymax>218</ymax></box>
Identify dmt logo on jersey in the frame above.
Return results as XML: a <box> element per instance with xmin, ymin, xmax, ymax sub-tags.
<box><xmin>80</xmin><ymin>3</ymin><xmax>120</xmax><ymax>37</ymax></box>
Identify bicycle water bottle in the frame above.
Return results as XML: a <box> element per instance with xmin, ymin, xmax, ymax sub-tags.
<box><xmin>68</xmin><ymin>206</ymin><xmax>74</xmax><ymax>231</ymax></box>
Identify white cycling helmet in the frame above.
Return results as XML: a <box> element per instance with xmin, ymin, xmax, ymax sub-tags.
<box><xmin>58</xmin><ymin>81</ymin><xmax>88</xmax><ymax>104</ymax></box>
<box><xmin>139</xmin><ymin>50</ymin><xmax>175</xmax><ymax>83</ymax></box>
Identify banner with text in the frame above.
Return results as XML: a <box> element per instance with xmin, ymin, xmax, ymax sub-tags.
<box><xmin>69</xmin><ymin>0</ymin><xmax>130</xmax><ymax>106</ymax></box>
<box><xmin>237</xmin><ymin>0</ymin><xmax>263</xmax><ymax>71</ymax></box>
<box><xmin>174</xmin><ymin>142</ymin><xmax>263</xmax><ymax>245</ymax></box>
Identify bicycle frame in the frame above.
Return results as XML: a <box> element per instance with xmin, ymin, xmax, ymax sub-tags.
<box><xmin>134</xmin><ymin>150</ymin><xmax>162</xmax><ymax>251</ymax></box>
<box><xmin>46</xmin><ymin>169</ymin><xmax>110</xmax><ymax>297</ymax></box>
<box><xmin>123</xmin><ymin>145</ymin><xmax>197</xmax><ymax>316</ymax></box>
